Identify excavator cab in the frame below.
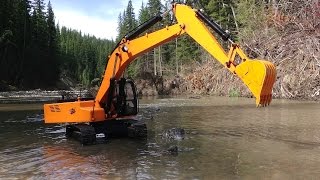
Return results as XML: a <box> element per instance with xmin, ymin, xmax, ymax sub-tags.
<box><xmin>64</xmin><ymin>78</ymin><xmax>141</xmax><ymax>145</ymax></box>
<box><xmin>106</xmin><ymin>78</ymin><xmax>138</xmax><ymax>118</ymax></box>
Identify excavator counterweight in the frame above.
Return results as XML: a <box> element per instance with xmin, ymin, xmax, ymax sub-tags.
<box><xmin>43</xmin><ymin>3</ymin><xmax>276</xmax><ymax>144</ymax></box>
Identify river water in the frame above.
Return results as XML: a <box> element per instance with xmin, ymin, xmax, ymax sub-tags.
<box><xmin>0</xmin><ymin>96</ymin><xmax>319</xmax><ymax>179</ymax></box>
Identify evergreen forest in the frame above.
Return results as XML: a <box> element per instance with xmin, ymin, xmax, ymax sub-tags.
<box><xmin>0</xmin><ymin>0</ymin><xmax>115</xmax><ymax>90</ymax></box>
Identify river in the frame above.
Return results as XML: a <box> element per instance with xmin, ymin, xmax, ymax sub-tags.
<box><xmin>0</xmin><ymin>96</ymin><xmax>319</xmax><ymax>179</ymax></box>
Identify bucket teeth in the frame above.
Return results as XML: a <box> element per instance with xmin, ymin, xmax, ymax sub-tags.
<box><xmin>257</xmin><ymin>61</ymin><xmax>276</xmax><ymax>107</ymax></box>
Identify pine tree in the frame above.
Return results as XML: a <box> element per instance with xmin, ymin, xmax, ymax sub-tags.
<box><xmin>0</xmin><ymin>0</ymin><xmax>11</xmax><ymax>33</ymax></box>
<box><xmin>117</xmin><ymin>0</ymin><xmax>139</xmax><ymax>77</ymax></box>
<box><xmin>31</xmin><ymin>0</ymin><xmax>48</xmax><ymax>46</ymax></box>
<box><xmin>125</xmin><ymin>0</ymin><xmax>137</xmax><ymax>32</ymax></box>
<box><xmin>205</xmin><ymin>0</ymin><xmax>237</xmax><ymax>35</ymax></box>
<box><xmin>0</xmin><ymin>0</ymin><xmax>17</xmax><ymax>84</ymax></box>
<box><xmin>116</xmin><ymin>13</ymin><xmax>124</xmax><ymax>41</ymax></box>
<box><xmin>147</xmin><ymin>0</ymin><xmax>162</xmax><ymax>16</ymax></box>
<box><xmin>138</xmin><ymin>2</ymin><xmax>150</xmax><ymax>24</ymax></box>
<box><xmin>27</xmin><ymin>0</ymin><xmax>49</xmax><ymax>87</ymax></box>
<box><xmin>147</xmin><ymin>0</ymin><xmax>162</xmax><ymax>76</ymax></box>
<box><xmin>46</xmin><ymin>0</ymin><xmax>59</xmax><ymax>83</ymax></box>
<box><xmin>15</xmin><ymin>0</ymin><xmax>32</xmax><ymax>86</ymax></box>
<box><xmin>47</xmin><ymin>1</ymin><xmax>56</xmax><ymax>50</ymax></box>
<box><xmin>136</xmin><ymin>2</ymin><xmax>151</xmax><ymax>73</ymax></box>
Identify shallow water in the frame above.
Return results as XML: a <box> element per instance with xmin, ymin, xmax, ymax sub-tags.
<box><xmin>0</xmin><ymin>96</ymin><xmax>320</xmax><ymax>179</ymax></box>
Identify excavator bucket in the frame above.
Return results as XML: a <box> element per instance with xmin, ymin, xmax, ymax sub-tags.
<box><xmin>234</xmin><ymin>59</ymin><xmax>276</xmax><ymax>107</ymax></box>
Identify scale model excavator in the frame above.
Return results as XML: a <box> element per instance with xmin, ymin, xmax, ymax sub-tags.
<box><xmin>43</xmin><ymin>3</ymin><xmax>276</xmax><ymax>144</ymax></box>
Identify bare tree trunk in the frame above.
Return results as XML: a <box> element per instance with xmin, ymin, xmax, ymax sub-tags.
<box><xmin>146</xmin><ymin>52</ymin><xmax>149</xmax><ymax>72</ymax></box>
<box><xmin>272</xmin><ymin>0</ymin><xmax>279</xmax><ymax>17</ymax></box>
<box><xmin>159</xmin><ymin>46</ymin><xmax>162</xmax><ymax>76</ymax></box>
<box><xmin>153</xmin><ymin>49</ymin><xmax>157</xmax><ymax>76</ymax></box>
<box><xmin>230</xmin><ymin>4</ymin><xmax>239</xmax><ymax>32</ymax></box>
<box><xmin>175</xmin><ymin>38</ymin><xmax>178</xmax><ymax>74</ymax></box>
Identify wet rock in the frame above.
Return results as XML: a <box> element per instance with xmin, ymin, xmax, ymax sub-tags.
<box><xmin>189</xmin><ymin>96</ymin><xmax>201</xmax><ymax>99</ymax></box>
<box><xmin>161</xmin><ymin>128</ymin><xmax>185</xmax><ymax>141</ymax></box>
<box><xmin>185</xmin><ymin>130</ymin><xmax>198</xmax><ymax>135</ymax></box>
<box><xmin>167</xmin><ymin>145</ymin><xmax>178</xmax><ymax>154</ymax></box>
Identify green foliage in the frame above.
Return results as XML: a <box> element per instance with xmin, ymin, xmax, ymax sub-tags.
<box><xmin>138</xmin><ymin>2</ymin><xmax>150</xmax><ymax>24</ymax></box>
<box><xmin>0</xmin><ymin>0</ymin><xmax>59</xmax><ymax>88</ymax></box>
<box><xmin>0</xmin><ymin>0</ymin><xmax>114</xmax><ymax>89</ymax></box>
<box><xmin>206</xmin><ymin>0</ymin><xmax>236</xmax><ymax>30</ymax></box>
<box><xmin>236</xmin><ymin>0</ymin><xmax>266</xmax><ymax>36</ymax></box>
<box><xmin>31</xmin><ymin>0</ymin><xmax>47</xmax><ymax>45</ymax></box>
<box><xmin>46</xmin><ymin>1</ymin><xmax>59</xmax><ymax>83</ymax></box>
<box><xmin>117</xmin><ymin>13</ymin><xmax>125</xmax><ymax>41</ymax></box>
<box><xmin>59</xmin><ymin>27</ymin><xmax>115</xmax><ymax>86</ymax></box>
<box><xmin>177</xmin><ymin>35</ymin><xmax>201</xmax><ymax>64</ymax></box>
<box><xmin>228</xmin><ymin>88</ymin><xmax>240</xmax><ymax>97</ymax></box>
<box><xmin>147</xmin><ymin>0</ymin><xmax>162</xmax><ymax>16</ymax></box>
<box><xmin>125</xmin><ymin>0</ymin><xmax>137</xmax><ymax>31</ymax></box>
<box><xmin>117</xmin><ymin>0</ymin><xmax>138</xmax><ymax>41</ymax></box>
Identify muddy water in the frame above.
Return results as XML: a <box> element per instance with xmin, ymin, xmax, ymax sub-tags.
<box><xmin>0</xmin><ymin>97</ymin><xmax>320</xmax><ymax>179</ymax></box>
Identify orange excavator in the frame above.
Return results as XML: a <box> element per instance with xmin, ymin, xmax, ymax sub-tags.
<box><xmin>43</xmin><ymin>3</ymin><xmax>276</xmax><ymax>144</ymax></box>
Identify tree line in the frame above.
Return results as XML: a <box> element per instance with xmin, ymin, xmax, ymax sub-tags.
<box><xmin>0</xmin><ymin>0</ymin><xmax>114</xmax><ymax>90</ymax></box>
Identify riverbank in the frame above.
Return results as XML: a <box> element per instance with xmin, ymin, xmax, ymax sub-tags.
<box><xmin>132</xmin><ymin>63</ymin><xmax>320</xmax><ymax>102</ymax></box>
<box><xmin>0</xmin><ymin>89</ymin><xmax>91</xmax><ymax>104</ymax></box>
<box><xmin>0</xmin><ymin>59</ymin><xmax>319</xmax><ymax>103</ymax></box>
<box><xmin>0</xmin><ymin>73</ymin><xmax>320</xmax><ymax>103</ymax></box>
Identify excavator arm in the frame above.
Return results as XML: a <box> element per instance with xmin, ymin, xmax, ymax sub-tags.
<box><xmin>44</xmin><ymin>3</ymin><xmax>276</xmax><ymax>124</ymax></box>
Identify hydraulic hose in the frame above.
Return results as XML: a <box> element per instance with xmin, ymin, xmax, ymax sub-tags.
<box><xmin>195</xmin><ymin>10</ymin><xmax>231</xmax><ymax>41</ymax></box>
<box><xmin>125</xmin><ymin>15</ymin><xmax>163</xmax><ymax>40</ymax></box>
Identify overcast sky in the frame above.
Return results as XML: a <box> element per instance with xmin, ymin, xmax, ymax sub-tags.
<box><xmin>47</xmin><ymin>0</ymin><xmax>148</xmax><ymax>40</ymax></box>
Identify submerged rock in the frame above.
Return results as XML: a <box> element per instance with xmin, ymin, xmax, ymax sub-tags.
<box><xmin>167</xmin><ymin>145</ymin><xmax>179</xmax><ymax>154</ymax></box>
<box><xmin>161</xmin><ymin>127</ymin><xmax>185</xmax><ymax>141</ymax></box>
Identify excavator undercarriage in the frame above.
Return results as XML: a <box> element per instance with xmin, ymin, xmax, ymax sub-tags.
<box><xmin>64</xmin><ymin>78</ymin><xmax>147</xmax><ymax>144</ymax></box>
<box><xmin>65</xmin><ymin>119</ymin><xmax>147</xmax><ymax>145</ymax></box>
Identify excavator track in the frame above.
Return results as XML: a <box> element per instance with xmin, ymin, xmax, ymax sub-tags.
<box><xmin>92</xmin><ymin>119</ymin><xmax>147</xmax><ymax>138</ymax></box>
<box><xmin>66</xmin><ymin>119</ymin><xmax>147</xmax><ymax>145</ymax></box>
<box><xmin>128</xmin><ymin>122</ymin><xmax>148</xmax><ymax>138</ymax></box>
<box><xmin>66</xmin><ymin>124</ymin><xmax>97</xmax><ymax>145</ymax></box>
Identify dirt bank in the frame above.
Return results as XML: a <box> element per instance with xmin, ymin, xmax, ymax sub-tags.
<box><xmin>134</xmin><ymin>52</ymin><xmax>319</xmax><ymax>101</ymax></box>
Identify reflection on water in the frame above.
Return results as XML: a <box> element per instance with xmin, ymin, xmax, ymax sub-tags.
<box><xmin>0</xmin><ymin>97</ymin><xmax>320</xmax><ymax>179</ymax></box>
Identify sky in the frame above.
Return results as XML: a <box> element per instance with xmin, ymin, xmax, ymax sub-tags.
<box><xmin>46</xmin><ymin>0</ymin><xmax>164</xmax><ymax>40</ymax></box>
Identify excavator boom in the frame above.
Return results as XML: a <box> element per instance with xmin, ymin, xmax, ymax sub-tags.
<box><xmin>44</xmin><ymin>3</ymin><xmax>276</xmax><ymax>124</ymax></box>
